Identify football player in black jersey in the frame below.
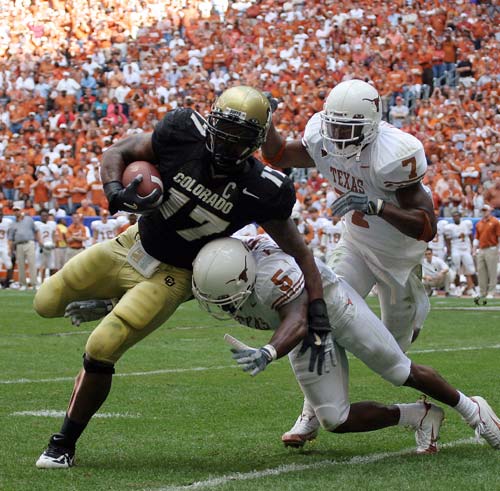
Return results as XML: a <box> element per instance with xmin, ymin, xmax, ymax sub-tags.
<box><xmin>34</xmin><ymin>86</ymin><xmax>331</xmax><ymax>469</ymax></box>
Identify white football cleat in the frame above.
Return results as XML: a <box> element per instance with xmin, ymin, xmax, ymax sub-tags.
<box><xmin>415</xmin><ymin>401</ymin><xmax>445</xmax><ymax>454</ymax></box>
<box><xmin>282</xmin><ymin>413</ymin><xmax>319</xmax><ymax>448</ymax></box>
<box><xmin>470</xmin><ymin>396</ymin><xmax>500</xmax><ymax>449</ymax></box>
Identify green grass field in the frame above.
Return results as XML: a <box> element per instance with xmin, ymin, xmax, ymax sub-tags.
<box><xmin>1</xmin><ymin>291</ymin><xmax>499</xmax><ymax>491</ymax></box>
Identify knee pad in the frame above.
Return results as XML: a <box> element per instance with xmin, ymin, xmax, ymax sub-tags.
<box><xmin>315</xmin><ymin>404</ymin><xmax>349</xmax><ymax>432</ymax></box>
<box><xmin>83</xmin><ymin>354</ymin><xmax>115</xmax><ymax>374</ymax></box>
<box><xmin>33</xmin><ymin>273</ymin><xmax>66</xmax><ymax>318</ymax></box>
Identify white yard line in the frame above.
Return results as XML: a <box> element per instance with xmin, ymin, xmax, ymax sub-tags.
<box><xmin>431</xmin><ymin>306</ymin><xmax>500</xmax><ymax>311</ymax></box>
<box><xmin>2</xmin><ymin>342</ymin><xmax>500</xmax><ymax>385</ymax></box>
<box><xmin>409</xmin><ymin>344</ymin><xmax>500</xmax><ymax>354</ymax></box>
<box><xmin>148</xmin><ymin>438</ymin><xmax>482</xmax><ymax>491</ymax></box>
<box><xmin>10</xmin><ymin>410</ymin><xmax>140</xmax><ymax>418</ymax></box>
<box><xmin>0</xmin><ymin>365</ymin><xmax>236</xmax><ymax>385</ymax></box>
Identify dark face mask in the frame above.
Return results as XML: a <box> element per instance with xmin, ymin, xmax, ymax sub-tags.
<box><xmin>206</xmin><ymin>118</ymin><xmax>259</xmax><ymax>174</ymax></box>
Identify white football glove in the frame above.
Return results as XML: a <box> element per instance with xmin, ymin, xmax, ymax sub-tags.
<box><xmin>224</xmin><ymin>334</ymin><xmax>277</xmax><ymax>376</ymax></box>
<box><xmin>330</xmin><ymin>191</ymin><xmax>385</xmax><ymax>217</ymax></box>
<box><xmin>64</xmin><ymin>299</ymin><xmax>114</xmax><ymax>327</ymax></box>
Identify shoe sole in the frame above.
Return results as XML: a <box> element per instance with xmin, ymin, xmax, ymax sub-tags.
<box><xmin>36</xmin><ymin>459</ymin><xmax>74</xmax><ymax>469</ymax></box>
<box><xmin>282</xmin><ymin>431</ymin><xmax>318</xmax><ymax>448</ymax></box>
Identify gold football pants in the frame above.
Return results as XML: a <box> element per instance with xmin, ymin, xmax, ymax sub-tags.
<box><xmin>33</xmin><ymin>224</ymin><xmax>192</xmax><ymax>364</ymax></box>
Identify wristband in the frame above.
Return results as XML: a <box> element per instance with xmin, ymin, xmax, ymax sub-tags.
<box><xmin>262</xmin><ymin>344</ymin><xmax>278</xmax><ymax>361</ymax></box>
<box><xmin>103</xmin><ymin>180</ymin><xmax>124</xmax><ymax>197</ymax></box>
<box><xmin>376</xmin><ymin>199</ymin><xmax>385</xmax><ymax>216</ymax></box>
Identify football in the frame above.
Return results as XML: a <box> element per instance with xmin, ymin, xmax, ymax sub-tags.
<box><xmin>122</xmin><ymin>161</ymin><xmax>163</xmax><ymax>198</ymax></box>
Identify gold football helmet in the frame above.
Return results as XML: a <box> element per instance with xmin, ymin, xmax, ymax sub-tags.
<box><xmin>206</xmin><ymin>86</ymin><xmax>272</xmax><ymax>171</ymax></box>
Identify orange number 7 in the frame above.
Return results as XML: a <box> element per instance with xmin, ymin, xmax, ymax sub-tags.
<box><xmin>402</xmin><ymin>157</ymin><xmax>417</xmax><ymax>179</ymax></box>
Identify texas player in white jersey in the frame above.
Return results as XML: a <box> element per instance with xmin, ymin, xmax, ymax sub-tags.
<box><xmin>262</xmin><ymin>79</ymin><xmax>437</xmax><ymax>440</ymax></box>
<box><xmin>0</xmin><ymin>210</ymin><xmax>13</xmax><ymax>271</ymax></box>
<box><xmin>320</xmin><ymin>219</ymin><xmax>343</xmax><ymax>263</ymax></box>
<box><xmin>428</xmin><ymin>219</ymin><xmax>447</xmax><ymax>260</ymax></box>
<box><xmin>35</xmin><ymin>209</ymin><xmax>57</xmax><ymax>282</ymax></box>
<box><xmin>444</xmin><ymin>211</ymin><xmax>477</xmax><ymax>296</ymax></box>
<box><xmin>263</xmin><ymin>79</ymin><xmax>434</xmax><ymax>351</ymax></box>
<box><xmin>191</xmin><ymin>236</ymin><xmax>500</xmax><ymax>453</ymax></box>
<box><xmin>91</xmin><ymin>210</ymin><xmax>118</xmax><ymax>244</ymax></box>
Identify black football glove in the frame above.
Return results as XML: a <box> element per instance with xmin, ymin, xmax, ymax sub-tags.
<box><xmin>104</xmin><ymin>177</ymin><xmax>162</xmax><ymax>215</ymax></box>
<box><xmin>263</xmin><ymin>91</ymin><xmax>279</xmax><ymax>113</ymax></box>
<box><xmin>299</xmin><ymin>299</ymin><xmax>335</xmax><ymax>375</ymax></box>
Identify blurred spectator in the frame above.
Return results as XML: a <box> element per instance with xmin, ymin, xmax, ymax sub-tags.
<box><xmin>474</xmin><ymin>205</ymin><xmax>500</xmax><ymax>300</ymax></box>
<box><xmin>65</xmin><ymin>213</ymin><xmax>88</xmax><ymax>262</ymax></box>
<box><xmin>484</xmin><ymin>177</ymin><xmax>500</xmax><ymax>218</ymax></box>
<box><xmin>8</xmin><ymin>205</ymin><xmax>38</xmax><ymax>290</ymax></box>
<box><xmin>54</xmin><ymin>217</ymin><xmax>68</xmax><ymax>272</ymax></box>
<box><xmin>389</xmin><ymin>96</ymin><xmax>410</xmax><ymax>129</ymax></box>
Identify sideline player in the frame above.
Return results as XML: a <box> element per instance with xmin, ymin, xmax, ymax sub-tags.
<box><xmin>444</xmin><ymin>211</ymin><xmax>478</xmax><ymax>297</ymax></box>
<box><xmin>91</xmin><ymin>209</ymin><xmax>118</xmax><ymax>244</ymax></box>
<box><xmin>192</xmin><ymin>236</ymin><xmax>500</xmax><ymax>452</ymax></box>
<box><xmin>35</xmin><ymin>209</ymin><xmax>57</xmax><ymax>283</ymax></box>
<box><xmin>34</xmin><ymin>86</ymin><xmax>330</xmax><ymax>468</ymax></box>
<box><xmin>262</xmin><ymin>79</ymin><xmax>436</xmax><ymax>441</ymax></box>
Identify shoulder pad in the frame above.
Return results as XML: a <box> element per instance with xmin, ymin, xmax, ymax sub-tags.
<box><xmin>373</xmin><ymin>125</ymin><xmax>427</xmax><ymax>190</ymax></box>
<box><xmin>302</xmin><ymin>112</ymin><xmax>323</xmax><ymax>160</ymax></box>
<box><xmin>254</xmin><ymin>165</ymin><xmax>296</xmax><ymax>221</ymax></box>
<box><xmin>254</xmin><ymin>253</ymin><xmax>304</xmax><ymax>311</ymax></box>
<box><xmin>152</xmin><ymin>108</ymin><xmax>206</xmax><ymax>152</ymax></box>
<box><xmin>436</xmin><ymin>219</ymin><xmax>447</xmax><ymax>233</ymax></box>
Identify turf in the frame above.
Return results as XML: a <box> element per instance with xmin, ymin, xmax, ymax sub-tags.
<box><xmin>0</xmin><ymin>291</ymin><xmax>499</xmax><ymax>491</ymax></box>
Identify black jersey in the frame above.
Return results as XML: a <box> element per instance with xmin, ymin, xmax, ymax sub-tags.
<box><xmin>139</xmin><ymin>108</ymin><xmax>295</xmax><ymax>269</ymax></box>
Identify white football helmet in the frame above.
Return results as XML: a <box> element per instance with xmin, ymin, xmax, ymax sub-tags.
<box><xmin>320</xmin><ymin>79</ymin><xmax>382</xmax><ymax>159</ymax></box>
<box><xmin>192</xmin><ymin>238</ymin><xmax>256</xmax><ymax>320</ymax></box>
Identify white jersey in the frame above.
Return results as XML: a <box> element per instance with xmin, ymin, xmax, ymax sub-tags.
<box><xmin>234</xmin><ymin>236</ymin><xmax>338</xmax><ymax>330</ymax></box>
<box><xmin>303</xmin><ymin>115</ymin><xmax>428</xmax><ymax>285</ymax></box>
<box><xmin>306</xmin><ymin>217</ymin><xmax>330</xmax><ymax>247</ymax></box>
<box><xmin>428</xmin><ymin>219</ymin><xmax>447</xmax><ymax>259</ymax></box>
<box><xmin>35</xmin><ymin>221</ymin><xmax>57</xmax><ymax>247</ymax></box>
<box><xmin>91</xmin><ymin>219</ymin><xmax>118</xmax><ymax>243</ymax></box>
<box><xmin>321</xmin><ymin>220</ymin><xmax>343</xmax><ymax>255</ymax></box>
<box><xmin>444</xmin><ymin>220</ymin><xmax>473</xmax><ymax>253</ymax></box>
<box><xmin>232</xmin><ymin>223</ymin><xmax>258</xmax><ymax>238</ymax></box>
<box><xmin>422</xmin><ymin>256</ymin><xmax>448</xmax><ymax>279</ymax></box>
<box><xmin>0</xmin><ymin>218</ymin><xmax>13</xmax><ymax>248</ymax></box>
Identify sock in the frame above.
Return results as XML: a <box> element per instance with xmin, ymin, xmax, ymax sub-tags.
<box><xmin>453</xmin><ymin>391</ymin><xmax>478</xmax><ymax>424</ymax></box>
<box><xmin>396</xmin><ymin>403</ymin><xmax>426</xmax><ymax>428</ymax></box>
<box><xmin>55</xmin><ymin>415</ymin><xmax>88</xmax><ymax>448</ymax></box>
<box><xmin>302</xmin><ymin>398</ymin><xmax>315</xmax><ymax>418</ymax></box>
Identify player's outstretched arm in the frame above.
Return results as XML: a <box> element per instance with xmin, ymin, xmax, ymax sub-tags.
<box><xmin>382</xmin><ymin>182</ymin><xmax>437</xmax><ymax>242</ymax></box>
<box><xmin>262</xmin><ymin>121</ymin><xmax>315</xmax><ymax>169</ymax></box>
<box><xmin>224</xmin><ymin>292</ymin><xmax>308</xmax><ymax>376</ymax></box>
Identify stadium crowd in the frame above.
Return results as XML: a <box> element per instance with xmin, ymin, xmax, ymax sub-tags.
<box><xmin>0</xmin><ymin>0</ymin><xmax>498</xmax><ymax>294</ymax></box>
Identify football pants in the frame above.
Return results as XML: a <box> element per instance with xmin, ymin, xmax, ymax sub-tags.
<box><xmin>289</xmin><ymin>278</ymin><xmax>411</xmax><ymax>431</ymax></box>
<box><xmin>327</xmin><ymin>239</ymin><xmax>430</xmax><ymax>353</ymax></box>
<box><xmin>34</xmin><ymin>224</ymin><xmax>192</xmax><ymax>364</ymax></box>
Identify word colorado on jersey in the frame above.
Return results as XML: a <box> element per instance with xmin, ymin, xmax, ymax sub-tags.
<box><xmin>168</xmin><ymin>171</ymin><xmax>235</xmax><ymax>214</ymax></box>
